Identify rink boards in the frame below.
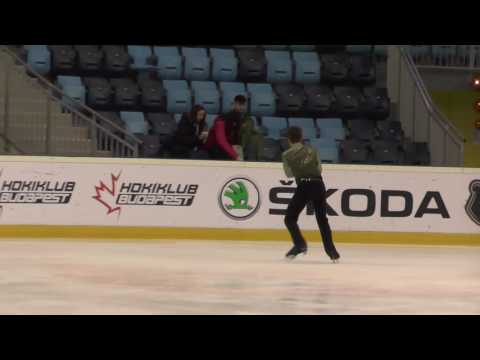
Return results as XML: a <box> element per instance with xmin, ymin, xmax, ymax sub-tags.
<box><xmin>0</xmin><ymin>156</ymin><xmax>478</xmax><ymax>245</ymax></box>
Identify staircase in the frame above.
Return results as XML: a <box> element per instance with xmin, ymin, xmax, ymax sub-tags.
<box><xmin>0</xmin><ymin>46</ymin><xmax>141</xmax><ymax>158</ymax></box>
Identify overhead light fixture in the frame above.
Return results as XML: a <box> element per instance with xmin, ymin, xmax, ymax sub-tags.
<box><xmin>472</xmin><ymin>75</ymin><xmax>480</xmax><ymax>89</ymax></box>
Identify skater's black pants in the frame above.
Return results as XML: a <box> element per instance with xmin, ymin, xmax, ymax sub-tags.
<box><xmin>284</xmin><ymin>177</ymin><xmax>338</xmax><ymax>255</ymax></box>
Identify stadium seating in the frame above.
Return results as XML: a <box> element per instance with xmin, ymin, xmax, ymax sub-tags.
<box><xmin>153</xmin><ymin>47</ymin><xmax>183</xmax><ymax>80</ymax></box>
<box><xmin>26</xmin><ymin>45</ymin><xmax>51</xmax><ymax>75</ymax></box>
<box><xmin>210</xmin><ymin>48</ymin><xmax>238</xmax><ymax>82</ymax></box>
<box><xmin>163</xmin><ymin>80</ymin><xmax>192</xmax><ymax>114</ymax></box>
<box><xmin>247</xmin><ymin>83</ymin><xmax>276</xmax><ymax>116</ymax></box>
<box><xmin>15</xmin><ymin>44</ymin><xmax>428</xmax><ymax>165</ymax></box>
<box><xmin>261</xmin><ymin>117</ymin><xmax>288</xmax><ymax>139</ymax></box>
<box><xmin>191</xmin><ymin>81</ymin><xmax>220</xmax><ymax>114</ymax></box>
<box><xmin>120</xmin><ymin>112</ymin><xmax>149</xmax><ymax>135</ymax></box>
<box><xmin>182</xmin><ymin>47</ymin><xmax>210</xmax><ymax>81</ymax></box>
<box><xmin>292</xmin><ymin>51</ymin><xmax>321</xmax><ymax>84</ymax></box>
<box><xmin>265</xmin><ymin>50</ymin><xmax>293</xmax><ymax>83</ymax></box>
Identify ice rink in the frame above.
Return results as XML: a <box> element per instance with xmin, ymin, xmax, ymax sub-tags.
<box><xmin>0</xmin><ymin>239</ymin><xmax>479</xmax><ymax>315</ymax></box>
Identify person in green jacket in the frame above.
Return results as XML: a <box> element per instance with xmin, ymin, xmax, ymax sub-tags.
<box><xmin>282</xmin><ymin>126</ymin><xmax>340</xmax><ymax>263</ymax></box>
<box><xmin>231</xmin><ymin>95</ymin><xmax>264</xmax><ymax>161</ymax></box>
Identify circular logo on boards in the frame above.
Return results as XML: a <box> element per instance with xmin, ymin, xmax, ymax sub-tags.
<box><xmin>219</xmin><ymin>177</ymin><xmax>261</xmax><ymax>221</ymax></box>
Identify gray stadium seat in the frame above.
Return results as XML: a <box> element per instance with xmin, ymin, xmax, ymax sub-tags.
<box><xmin>49</xmin><ymin>45</ymin><xmax>76</xmax><ymax>74</ymax></box>
<box><xmin>110</xmin><ymin>78</ymin><xmax>140</xmax><ymax>109</ymax></box>
<box><xmin>348</xmin><ymin>119</ymin><xmax>378</xmax><ymax>141</ymax></box>
<box><xmin>304</xmin><ymin>85</ymin><xmax>334</xmax><ymax>116</ymax></box>
<box><xmin>332</xmin><ymin>87</ymin><xmax>366</xmax><ymax>117</ymax></box>
<box><xmin>147</xmin><ymin>113</ymin><xmax>177</xmax><ymax>141</ymax></box>
<box><xmin>84</xmin><ymin>77</ymin><xmax>113</xmax><ymax>109</ymax></box>
<box><xmin>402</xmin><ymin>140</ymin><xmax>430</xmax><ymax>166</ymax></box>
<box><xmin>340</xmin><ymin>139</ymin><xmax>369</xmax><ymax>164</ymax></box>
<box><xmin>139</xmin><ymin>79</ymin><xmax>166</xmax><ymax>111</ymax></box>
<box><xmin>350</xmin><ymin>55</ymin><xmax>376</xmax><ymax>85</ymax></box>
<box><xmin>75</xmin><ymin>45</ymin><xmax>103</xmax><ymax>74</ymax></box>
<box><xmin>363</xmin><ymin>87</ymin><xmax>391</xmax><ymax>120</ymax></box>
<box><xmin>370</xmin><ymin>140</ymin><xmax>404</xmax><ymax>165</ymax></box>
<box><xmin>274</xmin><ymin>84</ymin><xmax>306</xmax><ymax>116</ymax></box>
<box><xmin>238</xmin><ymin>48</ymin><xmax>267</xmax><ymax>82</ymax></box>
<box><xmin>377</xmin><ymin>120</ymin><xmax>404</xmax><ymax>141</ymax></box>
<box><xmin>322</xmin><ymin>53</ymin><xmax>350</xmax><ymax>84</ymax></box>
<box><xmin>102</xmin><ymin>45</ymin><xmax>130</xmax><ymax>75</ymax></box>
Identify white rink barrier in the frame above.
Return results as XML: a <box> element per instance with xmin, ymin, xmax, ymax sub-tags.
<box><xmin>0</xmin><ymin>156</ymin><xmax>479</xmax><ymax>236</ymax></box>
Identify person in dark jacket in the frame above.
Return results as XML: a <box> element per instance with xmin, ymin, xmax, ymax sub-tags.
<box><xmin>282</xmin><ymin>126</ymin><xmax>341</xmax><ymax>263</ymax></box>
<box><xmin>170</xmin><ymin>105</ymin><xmax>209</xmax><ymax>159</ymax></box>
<box><xmin>203</xmin><ymin>111</ymin><xmax>243</xmax><ymax>161</ymax></box>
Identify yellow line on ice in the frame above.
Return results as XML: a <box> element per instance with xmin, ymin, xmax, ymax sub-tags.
<box><xmin>0</xmin><ymin>225</ymin><xmax>478</xmax><ymax>246</ymax></box>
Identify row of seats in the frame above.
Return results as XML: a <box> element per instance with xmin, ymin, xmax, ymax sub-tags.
<box><xmin>98</xmin><ymin>110</ymin><xmax>421</xmax><ymax>165</ymax></box>
<box><xmin>55</xmin><ymin>75</ymin><xmax>390</xmax><ymax>119</ymax></box>
<box><xmin>99</xmin><ymin>111</ymin><xmax>404</xmax><ymax>150</ymax></box>
<box><xmin>26</xmin><ymin>45</ymin><xmax>377</xmax><ymax>86</ymax></box>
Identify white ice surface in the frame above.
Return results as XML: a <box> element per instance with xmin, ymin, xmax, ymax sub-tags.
<box><xmin>0</xmin><ymin>240</ymin><xmax>479</xmax><ymax>315</ymax></box>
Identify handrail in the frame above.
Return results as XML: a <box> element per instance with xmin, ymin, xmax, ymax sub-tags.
<box><xmin>0</xmin><ymin>46</ymin><xmax>142</xmax><ymax>157</ymax></box>
<box><xmin>398</xmin><ymin>46</ymin><xmax>466</xmax><ymax>146</ymax></box>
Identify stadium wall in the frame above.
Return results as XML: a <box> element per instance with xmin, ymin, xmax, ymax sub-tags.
<box><xmin>0</xmin><ymin>156</ymin><xmax>479</xmax><ymax>246</ymax></box>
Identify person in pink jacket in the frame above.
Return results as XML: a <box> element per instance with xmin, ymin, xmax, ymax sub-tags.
<box><xmin>203</xmin><ymin>112</ymin><xmax>243</xmax><ymax>161</ymax></box>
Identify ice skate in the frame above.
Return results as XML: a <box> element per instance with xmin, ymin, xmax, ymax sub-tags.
<box><xmin>285</xmin><ymin>246</ymin><xmax>308</xmax><ymax>260</ymax></box>
<box><xmin>328</xmin><ymin>251</ymin><xmax>341</xmax><ymax>264</ymax></box>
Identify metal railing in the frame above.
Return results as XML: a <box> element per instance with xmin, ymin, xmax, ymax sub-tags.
<box><xmin>387</xmin><ymin>46</ymin><xmax>465</xmax><ymax>167</ymax></box>
<box><xmin>408</xmin><ymin>45</ymin><xmax>480</xmax><ymax>70</ymax></box>
<box><xmin>0</xmin><ymin>45</ymin><xmax>141</xmax><ymax>157</ymax></box>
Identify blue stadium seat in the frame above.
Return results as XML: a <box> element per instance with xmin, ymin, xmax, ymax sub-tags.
<box><xmin>127</xmin><ymin>45</ymin><xmax>155</xmax><ymax>71</ymax></box>
<box><xmin>163</xmin><ymin>80</ymin><xmax>192</xmax><ymax>114</ymax></box>
<box><xmin>247</xmin><ymin>83</ymin><xmax>276</xmax><ymax>116</ymax></box>
<box><xmin>317</xmin><ymin>118</ymin><xmax>346</xmax><ymax>140</ymax></box>
<box><xmin>56</xmin><ymin>76</ymin><xmax>86</xmax><ymax>107</ymax></box>
<box><xmin>309</xmin><ymin>138</ymin><xmax>339</xmax><ymax>163</ymax></box>
<box><xmin>219</xmin><ymin>82</ymin><xmax>247</xmax><ymax>113</ymax></box>
<box><xmin>210</xmin><ymin>48</ymin><xmax>238</xmax><ymax>82</ymax></box>
<box><xmin>153</xmin><ymin>47</ymin><xmax>183</xmax><ymax>80</ymax></box>
<box><xmin>261</xmin><ymin>117</ymin><xmax>288</xmax><ymax>139</ymax></box>
<box><xmin>120</xmin><ymin>112</ymin><xmax>149</xmax><ymax>135</ymax></box>
<box><xmin>316</xmin><ymin>118</ymin><xmax>344</xmax><ymax>130</ymax></box>
<box><xmin>26</xmin><ymin>45</ymin><xmax>51</xmax><ymax>75</ymax></box>
<box><xmin>56</xmin><ymin>76</ymin><xmax>83</xmax><ymax>89</ymax></box>
<box><xmin>265</xmin><ymin>50</ymin><xmax>292</xmax><ymax>83</ymax></box>
<box><xmin>318</xmin><ymin>126</ymin><xmax>346</xmax><ymax>141</ymax></box>
<box><xmin>292</xmin><ymin>51</ymin><xmax>321</xmax><ymax>84</ymax></box>
<box><xmin>182</xmin><ymin>47</ymin><xmax>210</xmax><ymax>81</ymax></box>
<box><xmin>191</xmin><ymin>81</ymin><xmax>220</xmax><ymax>114</ymax></box>
<box><xmin>288</xmin><ymin>118</ymin><xmax>318</xmax><ymax>140</ymax></box>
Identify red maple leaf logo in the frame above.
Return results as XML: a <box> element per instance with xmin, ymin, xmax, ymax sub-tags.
<box><xmin>93</xmin><ymin>172</ymin><xmax>122</xmax><ymax>215</ymax></box>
